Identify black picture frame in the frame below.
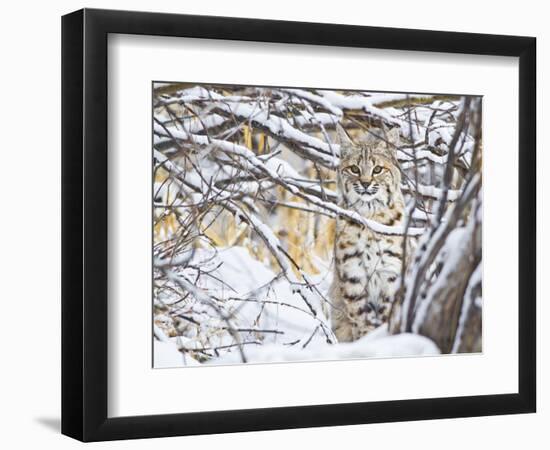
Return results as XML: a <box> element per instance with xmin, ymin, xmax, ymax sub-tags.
<box><xmin>61</xmin><ymin>8</ymin><xmax>536</xmax><ymax>442</ymax></box>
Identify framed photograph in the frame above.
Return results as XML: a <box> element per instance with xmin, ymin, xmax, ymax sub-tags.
<box><xmin>62</xmin><ymin>8</ymin><xmax>536</xmax><ymax>442</ymax></box>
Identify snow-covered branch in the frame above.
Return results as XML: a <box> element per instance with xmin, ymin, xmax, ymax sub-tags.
<box><xmin>153</xmin><ymin>84</ymin><xmax>482</xmax><ymax>365</ymax></box>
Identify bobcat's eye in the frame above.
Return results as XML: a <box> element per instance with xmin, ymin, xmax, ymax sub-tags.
<box><xmin>372</xmin><ymin>165</ymin><xmax>383</xmax><ymax>175</ymax></box>
<box><xmin>347</xmin><ymin>165</ymin><xmax>360</xmax><ymax>175</ymax></box>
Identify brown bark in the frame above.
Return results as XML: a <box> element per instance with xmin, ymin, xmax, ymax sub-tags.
<box><xmin>417</xmin><ymin>222</ymin><xmax>481</xmax><ymax>353</ymax></box>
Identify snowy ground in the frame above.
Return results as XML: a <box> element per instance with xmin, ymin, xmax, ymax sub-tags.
<box><xmin>154</xmin><ymin>325</ymin><xmax>440</xmax><ymax>368</ymax></box>
<box><xmin>154</xmin><ymin>245</ymin><xmax>440</xmax><ymax>368</ymax></box>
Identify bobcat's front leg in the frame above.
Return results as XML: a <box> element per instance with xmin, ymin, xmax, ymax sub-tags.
<box><xmin>332</xmin><ymin>307</ymin><xmax>354</xmax><ymax>342</ymax></box>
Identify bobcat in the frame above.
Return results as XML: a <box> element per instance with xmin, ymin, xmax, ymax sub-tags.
<box><xmin>330</xmin><ymin>126</ymin><xmax>407</xmax><ymax>342</ymax></box>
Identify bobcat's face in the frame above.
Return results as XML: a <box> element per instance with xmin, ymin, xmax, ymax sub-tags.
<box><xmin>336</xmin><ymin>126</ymin><xmax>402</xmax><ymax>215</ymax></box>
<box><xmin>340</xmin><ymin>149</ymin><xmax>398</xmax><ymax>203</ymax></box>
<box><xmin>339</xmin><ymin>142</ymin><xmax>401</xmax><ymax>213</ymax></box>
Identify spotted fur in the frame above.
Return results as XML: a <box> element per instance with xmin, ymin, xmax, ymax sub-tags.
<box><xmin>330</xmin><ymin>126</ymin><xmax>406</xmax><ymax>342</ymax></box>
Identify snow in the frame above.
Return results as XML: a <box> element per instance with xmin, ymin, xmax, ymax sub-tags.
<box><xmin>452</xmin><ymin>260</ymin><xmax>482</xmax><ymax>353</ymax></box>
<box><xmin>153</xmin><ymin>86</ymin><xmax>481</xmax><ymax>366</ymax></box>
<box><xmin>153</xmin><ymin>324</ymin><xmax>170</xmax><ymax>343</ymax></box>
<box><xmin>413</xmin><ymin>183</ymin><xmax>462</xmax><ymax>202</ymax></box>
<box><xmin>400</xmin><ymin>173</ymin><xmax>481</xmax><ymax>333</ymax></box>
<box><xmin>154</xmin><ymin>340</ymin><xmax>201</xmax><ymax>368</ymax></box>
<box><xmin>154</xmin><ymin>324</ymin><xmax>439</xmax><ymax>368</ymax></box>
<box><xmin>411</xmin><ymin>227</ymin><xmax>468</xmax><ymax>334</ymax></box>
<box><xmin>214</xmin><ymin>101</ymin><xmax>338</xmax><ymax>163</ymax></box>
<box><xmin>154</xmin><ymin>127</ymin><xmax>424</xmax><ymax>236</ymax></box>
<box><xmin>281</xmin><ymin>88</ymin><xmax>344</xmax><ymax>117</ymax></box>
<box><xmin>319</xmin><ymin>91</ymin><xmax>403</xmax><ymax>127</ymax></box>
<box><xmin>155</xmin><ymin>241</ymin><xmax>441</xmax><ymax>368</ymax></box>
<box><xmin>207</xmin><ymin>326</ymin><xmax>439</xmax><ymax>365</ymax></box>
<box><xmin>156</xmin><ymin>245</ymin><xmax>334</xmax><ymax>365</ymax></box>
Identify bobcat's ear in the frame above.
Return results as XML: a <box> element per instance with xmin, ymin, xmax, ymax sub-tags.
<box><xmin>336</xmin><ymin>124</ymin><xmax>354</xmax><ymax>158</ymax></box>
<box><xmin>376</xmin><ymin>125</ymin><xmax>400</xmax><ymax>158</ymax></box>
<box><xmin>385</xmin><ymin>126</ymin><xmax>401</xmax><ymax>148</ymax></box>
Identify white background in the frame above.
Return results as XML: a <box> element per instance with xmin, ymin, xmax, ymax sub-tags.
<box><xmin>109</xmin><ymin>35</ymin><xmax>518</xmax><ymax>417</ymax></box>
<box><xmin>0</xmin><ymin>0</ymin><xmax>546</xmax><ymax>448</ymax></box>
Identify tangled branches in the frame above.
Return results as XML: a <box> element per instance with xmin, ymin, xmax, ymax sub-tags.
<box><xmin>152</xmin><ymin>82</ymin><xmax>482</xmax><ymax>366</ymax></box>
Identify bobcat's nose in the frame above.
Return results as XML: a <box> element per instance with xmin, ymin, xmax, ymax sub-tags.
<box><xmin>360</xmin><ymin>180</ymin><xmax>378</xmax><ymax>195</ymax></box>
